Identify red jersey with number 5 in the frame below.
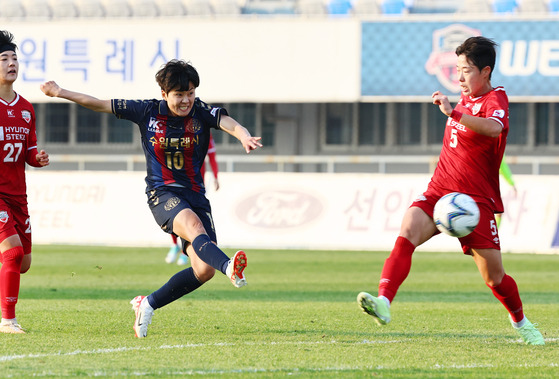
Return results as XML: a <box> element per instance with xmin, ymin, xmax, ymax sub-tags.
<box><xmin>0</xmin><ymin>93</ymin><xmax>38</xmax><ymax>199</ymax></box>
<box><xmin>428</xmin><ymin>87</ymin><xmax>509</xmax><ymax>213</ymax></box>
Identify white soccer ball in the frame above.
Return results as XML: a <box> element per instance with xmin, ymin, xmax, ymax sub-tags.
<box><xmin>433</xmin><ymin>192</ymin><xmax>480</xmax><ymax>238</ymax></box>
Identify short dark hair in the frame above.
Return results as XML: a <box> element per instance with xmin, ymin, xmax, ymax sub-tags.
<box><xmin>455</xmin><ymin>36</ymin><xmax>497</xmax><ymax>79</ymax></box>
<box><xmin>0</xmin><ymin>30</ymin><xmax>17</xmax><ymax>53</ymax></box>
<box><xmin>155</xmin><ymin>59</ymin><xmax>200</xmax><ymax>93</ymax></box>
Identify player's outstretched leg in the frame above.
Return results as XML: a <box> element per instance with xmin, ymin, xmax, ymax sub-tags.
<box><xmin>0</xmin><ymin>318</ymin><xmax>25</xmax><ymax>334</ymax></box>
<box><xmin>510</xmin><ymin>315</ymin><xmax>545</xmax><ymax>345</ymax></box>
<box><xmin>357</xmin><ymin>292</ymin><xmax>391</xmax><ymax>326</ymax></box>
<box><xmin>226</xmin><ymin>251</ymin><xmax>247</xmax><ymax>288</ymax></box>
<box><xmin>130</xmin><ymin>295</ymin><xmax>154</xmax><ymax>338</ymax></box>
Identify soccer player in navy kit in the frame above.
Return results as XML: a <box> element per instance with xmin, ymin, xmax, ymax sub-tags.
<box><xmin>41</xmin><ymin>60</ymin><xmax>262</xmax><ymax>338</ymax></box>
<box><xmin>357</xmin><ymin>37</ymin><xmax>545</xmax><ymax>345</ymax></box>
<box><xmin>0</xmin><ymin>30</ymin><xmax>50</xmax><ymax>334</ymax></box>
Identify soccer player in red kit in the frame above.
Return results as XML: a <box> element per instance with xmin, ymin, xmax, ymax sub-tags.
<box><xmin>0</xmin><ymin>30</ymin><xmax>50</xmax><ymax>334</ymax></box>
<box><xmin>357</xmin><ymin>36</ymin><xmax>545</xmax><ymax>345</ymax></box>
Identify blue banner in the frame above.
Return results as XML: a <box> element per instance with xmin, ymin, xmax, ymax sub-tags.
<box><xmin>362</xmin><ymin>20</ymin><xmax>559</xmax><ymax>97</ymax></box>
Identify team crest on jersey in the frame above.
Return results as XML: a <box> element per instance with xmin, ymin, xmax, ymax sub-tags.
<box><xmin>0</xmin><ymin>211</ymin><xmax>8</xmax><ymax>223</ymax></box>
<box><xmin>472</xmin><ymin>102</ymin><xmax>482</xmax><ymax>115</ymax></box>
<box><xmin>425</xmin><ymin>24</ymin><xmax>481</xmax><ymax>93</ymax></box>
<box><xmin>164</xmin><ymin>197</ymin><xmax>181</xmax><ymax>211</ymax></box>
<box><xmin>186</xmin><ymin>118</ymin><xmax>202</xmax><ymax>134</ymax></box>
<box><xmin>21</xmin><ymin>110</ymin><xmax>31</xmax><ymax>123</ymax></box>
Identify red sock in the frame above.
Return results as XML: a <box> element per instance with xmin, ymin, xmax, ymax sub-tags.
<box><xmin>378</xmin><ymin>236</ymin><xmax>415</xmax><ymax>302</ymax></box>
<box><xmin>171</xmin><ymin>234</ymin><xmax>178</xmax><ymax>245</ymax></box>
<box><xmin>0</xmin><ymin>246</ymin><xmax>24</xmax><ymax>319</ymax></box>
<box><xmin>487</xmin><ymin>274</ymin><xmax>524</xmax><ymax>322</ymax></box>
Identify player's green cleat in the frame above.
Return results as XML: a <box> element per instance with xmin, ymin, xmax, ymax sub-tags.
<box><xmin>510</xmin><ymin>316</ymin><xmax>545</xmax><ymax>345</ymax></box>
<box><xmin>357</xmin><ymin>292</ymin><xmax>391</xmax><ymax>325</ymax></box>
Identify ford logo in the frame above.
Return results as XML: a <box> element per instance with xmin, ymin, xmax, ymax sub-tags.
<box><xmin>236</xmin><ymin>190</ymin><xmax>323</xmax><ymax>228</ymax></box>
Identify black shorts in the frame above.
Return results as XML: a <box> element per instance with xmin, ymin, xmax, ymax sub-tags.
<box><xmin>147</xmin><ymin>186</ymin><xmax>217</xmax><ymax>246</ymax></box>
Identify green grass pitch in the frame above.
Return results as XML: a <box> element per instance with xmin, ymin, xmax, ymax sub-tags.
<box><xmin>1</xmin><ymin>245</ymin><xmax>557</xmax><ymax>378</ymax></box>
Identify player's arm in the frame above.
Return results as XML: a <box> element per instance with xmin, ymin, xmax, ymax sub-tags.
<box><xmin>432</xmin><ymin>91</ymin><xmax>502</xmax><ymax>138</ymax></box>
<box><xmin>219</xmin><ymin>115</ymin><xmax>263</xmax><ymax>153</ymax></box>
<box><xmin>40</xmin><ymin>81</ymin><xmax>112</xmax><ymax>114</ymax></box>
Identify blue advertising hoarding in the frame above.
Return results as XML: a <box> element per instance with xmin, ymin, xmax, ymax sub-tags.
<box><xmin>362</xmin><ymin>20</ymin><xmax>559</xmax><ymax>98</ymax></box>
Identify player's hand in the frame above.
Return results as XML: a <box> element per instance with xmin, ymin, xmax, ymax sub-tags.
<box><xmin>241</xmin><ymin>136</ymin><xmax>263</xmax><ymax>154</ymax></box>
<box><xmin>432</xmin><ymin>91</ymin><xmax>453</xmax><ymax>117</ymax></box>
<box><xmin>36</xmin><ymin>150</ymin><xmax>50</xmax><ymax>167</ymax></box>
<box><xmin>40</xmin><ymin>81</ymin><xmax>62</xmax><ymax>97</ymax></box>
<box><xmin>214</xmin><ymin>179</ymin><xmax>220</xmax><ymax>191</ymax></box>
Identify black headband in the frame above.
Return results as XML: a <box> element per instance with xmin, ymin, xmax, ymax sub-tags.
<box><xmin>0</xmin><ymin>43</ymin><xmax>16</xmax><ymax>54</ymax></box>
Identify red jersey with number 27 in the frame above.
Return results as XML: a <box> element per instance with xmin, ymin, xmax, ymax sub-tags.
<box><xmin>428</xmin><ymin>87</ymin><xmax>509</xmax><ymax>213</ymax></box>
<box><xmin>0</xmin><ymin>93</ymin><xmax>38</xmax><ymax>199</ymax></box>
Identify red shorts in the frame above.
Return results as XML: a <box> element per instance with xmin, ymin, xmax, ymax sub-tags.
<box><xmin>0</xmin><ymin>197</ymin><xmax>32</xmax><ymax>255</ymax></box>
<box><xmin>411</xmin><ymin>188</ymin><xmax>500</xmax><ymax>255</ymax></box>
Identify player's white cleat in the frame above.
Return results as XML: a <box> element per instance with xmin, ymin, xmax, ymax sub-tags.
<box><xmin>226</xmin><ymin>250</ymin><xmax>247</xmax><ymax>288</ymax></box>
<box><xmin>0</xmin><ymin>319</ymin><xmax>25</xmax><ymax>334</ymax></box>
<box><xmin>165</xmin><ymin>245</ymin><xmax>180</xmax><ymax>264</ymax></box>
<box><xmin>357</xmin><ymin>292</ymin><xmax>391</xmax><ymax>326</ymax></box>
<box><xmin>510</xmin><ymin>315</ymin><xmax>545</xmax><ymax>345</ymax></box>
<box><xmin>177</xmin><ymin>254</ymin><xmax>189</xmax><ymax>266</ymax></box>
<box><xmin>130</xmin><ymin>295</ymin><xmax>154</xmax><ymax>338</ymax></box>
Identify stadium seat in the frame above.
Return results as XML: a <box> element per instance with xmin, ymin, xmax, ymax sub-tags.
<box><xmin>491</xmin><ymin>0</ymin><xmax>517</xmax><ymax>13</ymax></box>
<box><xmin>327</xmin><ymin>0</ymin><xmax>353</xmax><ymax>15</ymax></box>
<box><xmin>352</xmin><ymin>0</ymin><xmax>381</xmax><ymax>15</ymax></box>
<box><xmin>380</xmin><ymin>0</ymin><xmax>407</xmax><ymax>14</ymax></box>
<box><xmin>242</xmin><ymin>0</ymin><xmax>296</xmax><ymax>15</ymax></box>
<box><xmin>49</xmin><ymin>0</ymin><xmax>79</xmax><ymax>18</ymax></box>
<box><xmin>75</xmin><ymin>0</ymin><xmax>105</xmax><ymax>17</ymax></box>
<box><xmin>211</xmin><ymin>0</ymin><xmax>242</xmax><ymax>15</ymax></box>
<box><xmin>517</xmin><ymin>0</ymin><xmax>547</xmax><ymax>12</ymax></box>
<box><xmin>22</xmin><ymin>0</ymin><xmax>52</xmax><ymax>19</ymax></box>
<box><xmin>101</xmin><ymin>0</ymin><xmax>132</xmax><ymax>17</ymax></box>
<box><xmin>183</xmin><ymin>0</ymin><xmax>214</xmax><ymax>16</ymax></box>
<box><xmin>0</xmin><ymin>0</ymin><xmax>26</xmax><ymax>20</ymax></box>
<box><xmin>457</xmin><ymin>0</ymin><xmax>492</xmax><ymax>13</ymax></box>
<box><xmin>155</xmin><ymin>0</ymin><xmax>187</xmax><ymax>17</ymax></box>
<box><xmin>131</xmin><ymin>0</ymin><xmax>160</xmax><ymax>17</ymax></box>
<box><xmin>408</xmin><ymin>0</ymin><xmax>459</xmax><ymax>13</ymax></box>
<box><xmin>549</xmin><ymin>0</ymin><xmax>559</xmax><ymax>12</ymax></box>
<box><xmin>296</xmin><ymin>0</ymin><xmax>328</xmax><ymax>15</ymax></box>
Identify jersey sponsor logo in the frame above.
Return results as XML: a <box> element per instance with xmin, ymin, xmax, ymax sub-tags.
<box><xmin>425</xmin><ymin>24</ymin><xmax>481</xmax><ymax>92</ymax></box>
<box><xmin>448</xmin><ymin>119</ymin><xmax>466</xmax><ymax>132</ymax></box>
<box><xmin>492</xmin><ymin>110</ymin><xmax>505</xmax><ymax>118</ymax></box>
<box><xmin>0</xmin><ymin>126</ymin><xmax>3</xmax><ymax>141</ymax></box>
<box><xmin>472</xmin><ymin>102</ymin><xmax>481</xmax><ymax>115</ymax></box>
<box><xmin>7</xmin><ymin>109</ymin><xmax>15</xmax><ymax>117</ymax></box>
<box><xmin>164</xmin><ymin>197</ymin><xmax>180</xmax><ymax>211</ymax></box>
<box><xmin>148</xmin><ymin>117</ymin><xmax>165</xmax><ymax>133</ymax></box>
<box><xmin>21</xmin><ymin>110</ymin><xmax>31</xmax><ymax>123</ymax></box>
<box><xmin>0</xmin><ymin>211</ymin><xmax>8</xmax><ymax>223</ymax></box>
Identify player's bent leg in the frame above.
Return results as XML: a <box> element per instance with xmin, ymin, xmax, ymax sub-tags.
<box><xmin>357</xmin><ymin>292</ymin><xmax>391</xmax><ymax>326</ymax></box>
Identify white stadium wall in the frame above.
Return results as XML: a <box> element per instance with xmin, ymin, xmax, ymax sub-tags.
<box><xmin>27</xmin><ymin>171</ymin><xmax>559</xmax><ymax>254</ymax></box>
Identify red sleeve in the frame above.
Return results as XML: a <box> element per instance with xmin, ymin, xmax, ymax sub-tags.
<box><xmin>207</xmin><ymin>150</ymin><xmax>219</xmax><ymax>179</ymax></box>
<box><xmin>26</xmin><ymin>146</ymin><xmax>42</xmax><ymax>167</ymax></box>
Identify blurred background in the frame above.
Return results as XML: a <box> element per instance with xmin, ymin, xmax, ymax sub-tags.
<box><xmin>6</xmin><ymin>0</ymin><xmax>559</xmax><ymax>252</ymax></box>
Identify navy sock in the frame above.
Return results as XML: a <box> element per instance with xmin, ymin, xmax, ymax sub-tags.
<box><xmin>192</xmin><ymin>234</ymin><xmax>230</xmax><ymax>274</ymax></box>
<box><xmin>148</xmin><ymin>267</ymin><xmax>202</xmax><ymax>309</ymax></box>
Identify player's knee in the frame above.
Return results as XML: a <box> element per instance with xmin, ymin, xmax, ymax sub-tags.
<box><xmin>194</xmin><ymin>266</ymin><xmax>215</xmax><ymax>283</ymax></box>
<box><xmin>2</xmin><ymin>246</ymin><xmax>24</xmax><ymax>264</ymax></box>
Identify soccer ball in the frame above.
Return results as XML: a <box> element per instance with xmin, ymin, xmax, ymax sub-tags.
<box><xmin>433</xmin><ymin>192</ymin><xmax>480</xmax><ymax>238</ymax></box>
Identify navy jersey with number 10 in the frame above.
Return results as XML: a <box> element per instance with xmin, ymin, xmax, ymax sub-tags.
<box><xmin>111</xmin><ymin>98</ymin><xmax>227</xmax><ymax>194</ymax></box>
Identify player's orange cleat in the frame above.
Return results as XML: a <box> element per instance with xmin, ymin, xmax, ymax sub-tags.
<box><xmin>226</xmin><ymin>250</ymin><xmax>247</xmax><ymax>288</ymax></box>
<box><xmin>0</xmin><ymin>319</ymin><xmax>25</xmax><ymax>334</ymax></box>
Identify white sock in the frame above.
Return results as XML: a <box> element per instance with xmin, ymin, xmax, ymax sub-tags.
<box><xmin>1</xmin><ymin>318</ymin><xmax>16</xmax><ymax>324</ymax></box>
<box><xmin>142</xmin><ymin>297</ymin><xmax>154</xmax><ymax>311</ymax></box>
<box><xmin>511</xmin><ymin>316</ymin><xmax>527</xmax><ymax>328</ymax></box>
<box><xmin>379</xmin><ymin>295</ymin><xmax>391</xmax><ymax>308</ymax></box>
